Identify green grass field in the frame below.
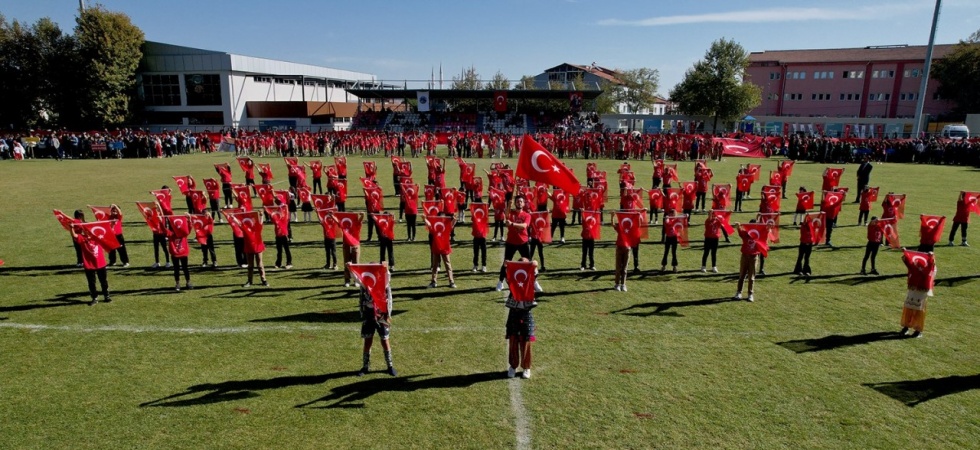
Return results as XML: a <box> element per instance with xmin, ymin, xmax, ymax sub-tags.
<box><xmin>1</xmin><ymin>151</ymin><xmax>978</xmax><ymax>449</ymax></box>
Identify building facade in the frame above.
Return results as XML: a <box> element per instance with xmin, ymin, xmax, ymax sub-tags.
<box><xmin>138</xmin><ymin>41</ymin><xmax>378</xmax><ymax>130</ymax></box>
<box><xmin>747</xmin><ymin>44</ymin><xmax>956</xmax><ymax>120</ymax></box>
<box><xmin>533</xmin><ymin>63</ymin><xmax>669</xmax><ymax>115</ymax></box>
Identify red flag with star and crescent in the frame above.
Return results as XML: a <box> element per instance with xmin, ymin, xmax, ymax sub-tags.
<box><xmin>506</xmin><ymin>260</ymin><xmax>537</xmax><ymax>302</ymax></box>
<box><xmin>53</xmin><ymin>209</ymin><xmax>75</xmax><ymax>232</ymax></box>
<box><xmin>88</xmin><ymin>205</ymin><xmax>112</xmax><ymax>221</ymax></box>
<box><xmin>373</xmin><ymin>213</ymin><xmax>395</xmax><ymax>240</ymax></box>
<box><xmin>348</xmin><ymin>264</ymin><xmax>390</xmax><ymax>313</ymax></box>
<box><xmin>712</xmin><ymin>184</ymin><xmax>732</xmax><ymax>210</ymax></box>
<box><xmin>135</xmin><ymin>201</ymin><xmax>165</xmax><ymax>234</ymax></box>
<box><xmin>517</xmin><ymin>135</ymin><xmax>581</xmax><ymax>195</ymax></box>
<box><xmin>494</xmin><ymin>91</ymin><xmax>508</xmax><ymax>113</ymax></box>
<box><xmin>151</xmin><ymin>189</ymin><xmax>174</xmax><ymax>215</ymax></box>
<box><xmin>530</xmin><ymin>211</ymin><xmax>552</xmax><ymax>243</ymax></box>
<box><xmin>188</xmin><ymin>214</ymin><xmax>214</xmax><ymax>245</ymax></box>
<box><xmin>231</xmin><ymin>184</ymin><xmax>253</xmax><ymax>211</ymax></box>
<box><xmin>756</xmin><ymin>212</ymin><xmax>780</xmax><ymax>243</ymax></box>
<box><xmin>255</xmin><ymin>184</ymin><xmax>276</xmax><ymax>206</ymax></box>
<box><xmin>187</xmin><ymin>190</ymin><xmax>208</xmax><ymax>213</ymax></box>
<box><xmin>666</xmin><ymin>215</ymin><xmax>690</xmax><ymax>248</ymax></box>
<box><xmin>470</xmin><ymin>203</ymin><xmax>489</xmax><ymax>237</ymax></box>
<box><xmin>334</xmin><ymin>212</ymin><xmax>362</xmax><ymax>247</ymax></box>
<box><xmin>963</xmin><ymin>191</ymin><xmax>980</xmax><ymax>215</ymax></box>
<box><xmin>808</xmin><ymin>212</ymin><xmax>827</xmax><ymax>245</ymax></box>
<box><xmin>615</xmin><ymin>211</ymin><xmax>643</xmax><ymax>248</ymax></box>
<box><xmin>426</xmin><ymin>215</ymin><xmax>454</xmax><ymax>255</ymax></box>
<box><xmin>75</xmin><ymin>221</ymin><xmax>121</xmax><ymax>251</ymax></box>
<box><xmin>712</xmin><ymin>210</ymin><xmax>735</xmax><ymax>235</ymax></box>
<box><xmin>919</xmin><ymin>215</ymin><xmax>946</xmax><ymax>245</ymax></box>
<box><xmin>879</xmin><ymin>217</ymin><xmax>901</xmax><ymax>249</ymax></box>
<box><xmin>739</xmin><ymin>222</ymin><xmax>771</xmax><ymax>257</ymax></box>
<box><xmin>165</xmin><ymin>215</ymin><xmax>191</xmax><ymax>239</ymax></box>
<box><xmin>172</xmin><ymin>175</ymin><xmax>193</xmax><ymax>195</ymax></box>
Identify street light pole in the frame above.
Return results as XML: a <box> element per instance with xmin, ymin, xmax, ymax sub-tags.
<box><xmin>913</xmin><ymin>0</ymin><xmax>942</xmax><ymax>138</ymax></box>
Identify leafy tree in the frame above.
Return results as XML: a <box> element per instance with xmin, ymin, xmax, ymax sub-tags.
<box><xmin>516</xmin><ymin>75</ymin><xmax>537</xmax><ymax>90</ymax></box>
<box><xmin>486</xmin><ymin>71</ymin><xmax>510</xmax><ymax>90</ymax></box>
<box><xmin>451</xmin><ymin>66</ymin><xmax>482</xmax><ymax>90</ymax></box>
<box><xmin>72</xmin><ymin>5</ymin><xmax>144</xmax><ymax>127</ymax></box>
<box><xmin>594</xmin><ymin>79</ymin><xmax>620</xmax><ymax>114</ymax></box>
<box><xmin>931</xmin><ymin>29</ymin><xmax>980</xmax><ymax>116</ymax></box>
<box><xmin>670</xmin><ymin>38</ymin><xmax>761</xmax><ymax>132</ymax></box>
<box><xmin>613</xmin><ymin>67</ymin><xmax>660</xmax><ymax>114</ymax></box>
<box><xmin>0</xmin><ymin>16</ymin><xmax>73</xmax><ymax>129</ymax></box>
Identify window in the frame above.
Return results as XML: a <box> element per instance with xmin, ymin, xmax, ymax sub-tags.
<box><xmin>799</xmin><ymin>72</ymin><xmax>806</xmax><ymax>80</ymax></box>
<box><xmin>252</xmin><ymin>76</ymin><xmax>271</xmax><ymax>83</ymax></box>
<box><xmin>843</xmin><ymin>71</ymin><xmax>850</xmax><ymax>78</ymax></box>
<box><xmin>828</xmin><ymin>71</ymin><xmax>834</xmax><ymax>79</ymax></box>
<box><xmin>840</xmin><ymin>93</ymin><xmax>846</xmax><ymax>100</ymax></box>
<box><xmin>185</xmin><ymin>74</ymin><xmax>222</xmax><ymax>106</ymax></box>
<box><xmin>872</xmin><ymin>70</ymin><xmax>879</xmax><ymax>78</ymax></box>
<box><xmin>142</xmin><ymin>74</ymin><xmax>181</xmax><ymax>106</ymax></box>
<box><xmin>812</xmin><ymin>93</ymin><xmax>817</xmax><ymax>100</ymax></box>
<box><xmin>904</xmin><ymin>70</ymin><xmax>910</xmax><ymax>78</ymax></box>
<box><xmin>884</xmin><ymin>93</ymin><xmax>890</xmax><ymax>100</ymax></box>
<box><xmin>855</xmin><ymin>94</ymin><xmax>860</xmax><ymax>100</ymax></box>
<box><xmin>912</xmin><ymin>69</ymin><xmax>920</xmax><ymax>77</ymax></box>
<box><xmin>887</xmin><ymin>70</ymin><xmax>895</xmax><ymax>78</ymax></box>
<box><xmin>900</xmin><ymin>93</ymin><xmax>906</xmax><ymax>100</ymax></box>
<box><xmin>857</xmin><ymin>71</ymin><xmax>864</xmax><ymax>78</ymax></box>
<box><xmin>769</xmin><ymin>72</ymin><xmax>781</xmax><ymax>80</ymax></box>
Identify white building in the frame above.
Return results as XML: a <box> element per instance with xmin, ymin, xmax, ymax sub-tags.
<box><xmin>138</xmin><ymin>41</ymin><xmax>378</xmax><ymax>130</ymax></box>
<box><xmin>533</xmin><ymin>63</ymin><xmax>670</xmax><ymax>115</ymax></box>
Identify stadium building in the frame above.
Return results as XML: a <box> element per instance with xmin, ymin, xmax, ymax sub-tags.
<box><xmin>137</xmin><ymin>41</ymin><xmax>379</xmax><ymax>131</ymax></box>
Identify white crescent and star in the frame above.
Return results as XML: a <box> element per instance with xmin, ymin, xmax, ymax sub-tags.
<box><xmin>340</xmin><ymin>218</ymin><xmax>353</xmax><ymax>229</ymax></box>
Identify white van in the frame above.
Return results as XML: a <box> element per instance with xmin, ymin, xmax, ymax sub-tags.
<box><xmin>941</xmin><ymin>124</ymin><xmax>970</xmax><ymax>140</ymax></box>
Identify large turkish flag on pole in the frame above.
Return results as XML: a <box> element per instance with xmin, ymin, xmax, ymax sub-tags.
<box><xmin>517</xmin><ymin>135</ymin><xmax>580</xmax><ymax>195</ymax></box>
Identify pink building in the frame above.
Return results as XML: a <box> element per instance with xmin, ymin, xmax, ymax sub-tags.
<box><xmin>747</xmin><ymin>45</ymin><xmax>956</xmax><ymax>119</ymax></box>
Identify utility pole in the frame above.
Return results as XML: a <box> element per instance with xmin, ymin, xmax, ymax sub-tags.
<box><xmin>913</xmin><ymin>0</ymin><xmax>942</xmax><ymax>138</ymax></box>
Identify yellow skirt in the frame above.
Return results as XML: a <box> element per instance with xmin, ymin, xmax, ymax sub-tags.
<box><xmin>900</xmin><ymin>290</ymin><xmax>929</xmax><ymax>332</ymax></box>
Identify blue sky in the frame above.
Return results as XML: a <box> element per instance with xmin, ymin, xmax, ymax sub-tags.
<box><xmin>6</xmin><ymin>0</ymin><xmax>980</xmax><ymax>94</ymax></box>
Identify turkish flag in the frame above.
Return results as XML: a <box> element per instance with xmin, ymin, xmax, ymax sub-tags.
<box><xmin>516</xmin><ymin>135</ymin><xmax>581</xmax><ymax>195</ymax></box>
<box><xmin>760</xmin><ymin>186</ymin><xmax>782</xmax><ymax>214</ymax></box>
<box><xmin>334</xmin><ymin>156</ymin><xmax>348</xmax><ymax>177</ymax></box>
<box><xmin>756</xmin><ymin>212</ymin><xmax>780</xmax><ymax>243</ymax></box>
<box><xmin>364</xmin><ymin>187</ymin><xmax>383</xmax><ymax>212</ymax></box>
<box><xmin>963</xmin><ymin>191</ymin><xmax>980</xmax><ymax>215</ymax></box>
<box><xmin>779</xmin><ymin>160</ymin><xmax>795</xmax><ymax>178</ymax></box>
<box><xmin>717</xmin><ymin>138</ymin><xmax>766</xmax><ymax>158</ymax></box>
<box><xmin>214</xmin><ymin>163</ymin><xmax>233</xmax><ymax>182</ymax></box>
<box><xmin>886</xmin><ymin>194</ymin><xmax>906</xmax><ymax>219</ymax></box>
<box><xmin>165</xmin><ymin>215</ymin><xmax>191</xmax><ymax>239</ymax></box>
<box><xmin>739</xmin><ymin>223</ymin><xmax>770</xmax><ymax>257</ymax></box>
<box><xmin>203</xmin><ymin>178</ymin><xmax>221</xmax><ymax>199</ymax></box>
<box><xmin>666</xmin><ymin>215</ymin><xmax>690</xmax><ymax>248</ymax></box>
<box><xmin>821</xmin><ymin>190</ymin><xmax>845</xmax><ymax>218</ymax></box>
<box><xmin>747</xmin><ymin>164</ymin><xmax>762</xmax><ymax>182</ymax></box>
<box><xmin>712</xmin><ymin>210</ymin><xmax>735</xmax><ymax>235</ymax></box>
<box><xmin>188</xmin><ymin>214</ymin><xmax>214</xmax><ymax>245</ymax></box>
<box><xmin>736</xmin><ymin>174</ymin><xmax>753</xmax><ymax>193</ymax></box>
<box><xmin>363</xmin><ymin>161</ymin><xmax>377</xmax><ymax>179</ymax></box>
<box><xmin>862</xmin><ymin>187</ymin><xmax>880</xmax><ymax>205</ymax></box>
<box><xmin>135</xmin><ymin>201</ymin><xmax>165</xmax><ymax>234</ymax></box>
<box><xmin>373</xmin><ymin>213</ymin><xmax>395</xmax><ymax>240</ymax></box>
<box><xmin>494</xmin><ymin>91</ymin><xmax>508</xmax><ymax>112</ymax></box>
<box><xmin>284</xmin><ymin>156</ymin><xmax>299</xmax><ymax>167</ymax></box>
<box><xmin>255</xmin><ymin>184</ymin><xmax>275</xmax><ymax>206</ymax></box>
<box><xmin>53</xmin><ymin>209</ymin><xmax>76</xmax><ymax>232</ymax></box>
<box><xmin>423</xmin><ymin>200</ymin><xmax>442</xmax><ymax>216</ymax></box>
<box><xmin>236</xmin><ymin>157</ymin><xmax>253</xmax><ymax>173</ymax></box>
<box><xmin>796</xmin><ymin>191</ymin><xmax>815</xmax><ymax>210</ymax></box>
<box><xmin>769</xmin><ymin>171</ymin><xmax>782</xmax><ymax>187</ymax></box>
<box><xmin>400</xmin><ymin>161</ymin><xmax>413</xmax><ymax>178</ymax></box>
<box><xmin>151</xmin><ymin>189</ymin><xmax>173</xmax><ymax>215</ymax></box>
<box><xmin>531</xmin><ymin>211</ymin><xmax>552</xmax><ymax>243</ymax></box>
<box><xmin>919</xmin><ymin>215</ymin><xmax>946</xmax><ymax>246</ymax></box>
<box><xmin>426</xmin><ymin>215</ymin><xmax>454</xmax><ymax>255</ymax></box>
<box><xmin>348</xmin><ymin>264</ymin><xmax>390</xmax><ymax>313</ymax></box>
<box><xmin>258</xmin><ymin>163</ymin><xmax>273</xmax><ymax>182</ymax></box>
<box><xmin>681</xmin><ymin>182</ymin><xmax>697</xmax><ymax>210</ymax></box>
<box><xmin>463</xmin><ymin>163</ymin><xmax>477</xmax><ymax>187</ymax></box>
<box><xmin>88</xmin><ymin>205</ymin><xmax>112</xmax><ymax>221</ymax></box>
<box><xmin>664</xmin><ymin>165</ymin><xmax>679</xmax><ymax>184</ymax></box>
<box><xmin>879</xmin><ymin>217</ymin><xmax>901</xmax><ymax>249</ymax></box>
<box><xmin>231</xmin><ymin>184</ymin><xmax>253</xmax><ymax>211</ymax></box>
<box><xmin>648</xmin><ymin>188</ymin><xmax>664</xmax><ymax>210</ymax></box>
<box><xmin>334</xmin><ymin>211</ymin><xmax>362</xmax><ymax>247</ymax></box>
<box><xmin>712</xmin><ymin>183</ymin><xmax>732</xmax><ymax>210</ymax></box>
<box><xmin>264</xmin><ymin>205</ymin><xmax>290</xmax><ymax>237</ymax></box>
<box><xmin>75</xmin><ymin>221</ymin><xmax>121</xmax><ymax>251</ymax></box>
<box><xmin>664</xmin><ymin>187</ymin><xmax>682</xmax><ymax>212</ymax></box>
<box><xmin>172</xmin><ymin>176</ymin><xmax>193</xmax><ymax>195</ymax></box>
<box><xmin>424</xmin><ymin>185</ymin><xmax>437</xmax><ymax>201</ymax></box>
<box><xmin>188</xmin><ymin>190</ymin><xmax>208</xmax><ymax>213</ymax></box>
<box><xmin>489</xmin><ymin>187</ymin><xmax>506</xmax><ymax>210</ymax></box>
<box><xmin>615</xmin><ymin>211</ymin><xmax>643</xmax><ymax>247</ymax></box>
<box><xmin>822</xmin><ymin>168</ymin><xmax>844</xmax><ymax>191</ymax></box>
<box><xmin>505</xmin><ymin>260</ymin><xmax>537</xmax><ymax>302</ymax></box>
<box><xmin>902</xmin><ymin>249</ymin><xmax>936</xmax><ymax>292</ymax></box>
<box><xmin>582</xmin><ymin>210</ymin><xmax>602</xmax><ymax>240</ymax></box>
<box><xmin>470</xmin><ymin>203</ymin><xmax>489</xmax><ymax>237</ymax></box>
<box><xmin>311</xmin><ymin>194</ymin><xmax>335</xmax><ymax>211</ymax></box>
<box><xmin>273</xmin><ymin>190</ymin><xmax>290</xmax><ymax>208</ymax></box>
<box><xmin>808</xmin><ymin>212</ymin><xmax>827</xmax><ymax>245</ymax></box>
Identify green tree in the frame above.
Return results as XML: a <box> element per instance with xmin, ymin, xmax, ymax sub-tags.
<box><xmin>670</xmin><ymin>38</ymin><xmax>761</xmax><ymax>132</ymax></box>
<box><xmin>72</xmin><ymin>5</ymin><xmax>144</xmax><ymax>127</ymax></box>
<box><xmin>594</xmin><ymin>79</ymin><xmax>621</xmax><ymax>114</ymax></box>
<box><xmin>0</xmin><ymin>16</ymin><xmax>73</xmax><ymax>129</ymax></box>
<box><xmin>516</xmin><ymin>75</ymin><xmax>537</xmax><ymax>90</ymax></box>
<box><xmin>613</xmin><ymin>67</ymin><xmax>660</xmax><ymax>114</ymax></box>
<box><xmin>486</xmin><ymin>71</ymin><xmax>510</xmax><ymax>90</ymax></box>
<box><xmin>931</xmin><ymin>29</ymin><xmax>980</xmax><ymax>116</ymax></box>
<box><xmin>449</xmin><ymin>66</ymin><xmax>482</xmax><ymax>111</ymax></box>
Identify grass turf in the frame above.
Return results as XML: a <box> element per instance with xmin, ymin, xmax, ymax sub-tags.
<box><xmin>0</xmin><ymin>151</ymin><xmax>978</xmax><ymax>449</ymax></box>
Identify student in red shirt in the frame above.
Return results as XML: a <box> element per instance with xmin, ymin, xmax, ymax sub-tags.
<box><xmin>107</xmin><ymin>204</ymin><xmax>130</xmax><ymax>267</ymax></box>
<box><xmin>948</xmin><ymin>191</ymin><xmax>974</xmax><ymax>246</ymax></box>
<box><xmin>701</xmin><ymin>213</ymin><xmax>722</xmax><ymax>273</ymax></box>
<box><xmin>72</xmin><ymin>221</ymin><xmax>110</xmax><ymax>305</ymax></box>
<box><xmin>230</xmin><ymin>214</ymin><xmax>267</xmax><ymax>287</ymax></box>
<box><xmin>317</xmin><ymin>207</ymin><xmax>338</xmax><ymax>270</ymax></box>
<box><xmin>268</xmin><ymin>204</ymin><xmax>292</xmax><ymax>269</ymax></box>
<box><xmin>900</xmin><ymin>249</ymin><xmax>936</xmax><ymax>338</ymax></box>
<box><xmin>861</xmin><ymin>216</ymin><xmax>883</xmax><ymax>275</ymax></box>
<box><xmin>734</xmin><ymin>220</ymin><xmax>765</xmax><ymax>302</ymax></box>
<box><xmin>496</xmin><ymin>196</ymin><xmax>532</xmax><ymax>292</ymax></box>
<box><xmin>166</xmin><ymin>217</ymin><xmax>192</xmax><ymax>291</ymax></box>
<box><xmin>794</xmin><ymin>213</ymin><xmax>819</xmax><ymax>277</ymax></box>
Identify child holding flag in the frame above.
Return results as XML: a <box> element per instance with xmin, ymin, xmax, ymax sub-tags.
<box><xmin>349</xmin><ymin>263</ymin><xmax>397</xmax><ymax>376</ymax></box>
<box><xmin>504</xmin><ymin>258</ymin><xmax>538</xmax><ymax>379</ymax></box>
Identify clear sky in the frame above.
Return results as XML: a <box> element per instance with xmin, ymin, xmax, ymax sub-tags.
<box><xmin>5</xmin><ymin>0</ymin><xmax>980</xmax><ymax>94</ymax></box>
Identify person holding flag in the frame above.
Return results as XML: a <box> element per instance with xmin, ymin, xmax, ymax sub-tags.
<box><xmin>861</xmin><ymin>216</ymin><xmax>884</xmax><ymax>275</ymax></box>
<box><xmin>550</xmin><ymin>188</ymin><xmax>569</xmax><ymax>244</ymax></box>
<box><xmin>348</xmin><ymin>263</ymin><xmax>397</xmax><ymax>376</ymax></box>
<box><xmin>106</xmin><ymin>204</ymin><xmax>129</xmax><ymax>267</ymax></box>
<box><xmin>948</xmin><ymin>191</ymin><xmax>977</xmax><ymax>246</ymax></box>
<box><xmin>528</xmin><ymin>211</ymin><xmax>550</xmax><ymax>273</ymax></box>
<box><xmin>793</xmin><ymin>187</ymin><xmax>814</xmax><ymax>226</ymax></box>
<box><xmin>734</xmin><ymin>220</ymin><xmax>769</xmax><ymax>302</ymax></box>
<box><xmin>425</xmin><ymin>212</ymin><xmax>457</xmax><ymax>288</ymax></box>
<box><xmin>266</xmin><ymin>204</ymin><xmax>292</xmax><ymax>270</ymax></box>
<box><xmin>899</xmin><ymin>249</ymin><xmax>937</xmax><ymax>339</ymax></box>
<box><xmin>374</xmin><ymin>212</ymin><xmax>396</xmax><ymax>271</ymax></box>
<box><xmin>613</xmin><ymin>210</ymin><xmax>641</xmax><ymax>292</ymax></box>
<box><xmin>228</xmin><ymin>211</ymin><xmax>268</xmax><ymax>287</ymax></box>
<box><xmin>820</xmin><ymin>189</ymin><xmax>845</xmax><ymax>246</ymax></box>
<box><xmin>333</xmin><ymin>211</ymin><xmax>364</xmax><ymax>287</ymax></box>
<box><xmin>471</xmin><ymin>202</ymin><xmax>490</xmax><ymax>272</ymax></box>
<box><xmin>701</xmin><ymin>212</ymin><xmax>723</xmax><ymax>273</ymax></box>
<box><xmin>189</xmin><ymin>213</ymin><xmax>216</xmax><ymax>268</ymax></box>
<box><xmin>141</xmin><ymin>202</ymin><xmax>170</xmax><ymax>269</ymax></box>
<box><xmin>401</xmin><ymin>183</ymin><xmax>419</xmax><ymax>242</ymax></box>
<box><xmin>71</xmin><ymin>218</ymin><xmax>117</xmax><ymax>305</ymax></box>
<box><xmin>858</xmin><ymin>187</ymin><xmax>879</xmax><ymax>226</ymax></box>
<box><xmin>315</xmin><ymin>207</ymin><xmax>338</xmax><ymax>270</ymax></box>
<box><xmin>496</xmin><ymin>195</ymin><xmax>532</xmax><ymax>292</ymax></box>
<box><xmin>794</xmin><ymin>212</ymin><xmax>823</xmax><ymax>277</ymax></box>
<box><xmin>214</xmin><ymin>163</ymin><xmax>234</xmax><ymax>208</ymax></box>
<box><xmin>661</xmin><ymin>214</ymin><xmax>688</xmax><ymax>273</ymax></box>
<box><xmin>917</xmin><ymin>215</ymin><xmax>945</xmax><ymax>253</ymax></box>
<box><xmin>504</xmin><ymin>258</ymin><xmax>539</xmax><ymax>379</ymax></box>
<box><xmin>165</xmin><ymin>215</ymin><xmax>192</xmax><ymax>291</ymax></box>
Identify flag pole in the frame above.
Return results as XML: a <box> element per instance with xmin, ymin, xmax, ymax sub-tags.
<box><xmin>912</xmin><ymin>0</ymin><xmax>942</xmax><ymax>138</ymax></box>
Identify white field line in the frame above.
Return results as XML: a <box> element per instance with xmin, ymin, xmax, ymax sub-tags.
<box><xmin>509</xmin><ymin>378</ymin><xmax>532</xmax><ymax>450</ymax></box>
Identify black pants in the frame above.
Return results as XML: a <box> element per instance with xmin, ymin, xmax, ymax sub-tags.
<box><xmin>702</xmin><ymin>238</ymin><xmax>718</xmax><ymax>267</ymax></box>
<box><xmin>861</xmin><ymin>241</ymin><xmax>879</xmax><ymax>272</ymax></box>
<box><xmin>108</xmin><ymin>234</ymin><xmax>129</xmax><ymax>265</ymax></box>
<box><xmin>234</xmin><ymin>236</ymin><xmax>246</xmax><ymax>266</ymax></box>
<box><xmin>366</xmin><ymin>214</ymin><xmax>377</xmax><ymax>241</ymax></box>
<box><xmin>498</xmin><ymin>242</ymin><xmax>531</xmax><ymax>281</ymax></box>
<box><xmin>529</xmin><ymin>238</ymin><xmax>545</xmax><ymax>269</ymax></box>
<box><xmin>695</xmin><ymin>192</ymin><xmax>706</xmax><ymax>210</ymax></box>
<box><xmin>734</xmin><ymin>191</ymin><xmax>745</xmax><ymax>212</ymax></box>
<box><xmin>84</xmin><ymin>267</ymin><xmax>109</xmax><ymax>300</ymax></box>
<box><xmin>949</xmin><ymin>221</ymin><xmax>968</xmax><ymax>242</ymax></box>
<box><xmin>201</xmin><ymin>234</ymin><xmax>216</xmax><ymax>264</ymax></box>
<box><xmin>632</xmin><ymin>245</ymin><xmax>640</xmax><ymax>270</ymax></box>
<box><xmin>405</xmin><ymin>214</ymin><xmax>417</xmax><ymax>241</ymax></box>
<box><xmin>580</xmin><ymin>239</ymin><xmax>595</xmax><ymax>269</ymax></box>
<box><xmin>570</xmin><ymin>210</ymin><xmax>580</xmax><ymax>225</ymax></box>
<box><xmin>794</xmin><ymin>244</ymin><xmax>813</xmax><ymax>274</ymax></box>
<box><xmin>648</xmin><ymin>209</ymin><xmax>660</xmax><ymax>223</ymax></box>
<box><xmin>323</xmin><ymin>238</ymin><xmax>337</xmax><ymax>268</ymax></box>
<box><xmin>312</xmin><ymin>178</ymin><xmax>322</xmax><ymax>194</ymax></box>
<box><xmin>172</xmin><ymin>256</ymin><xmax>189</xmax><ymax>283</ymax></box>
<box><xmin>74</xmin><ymin>239</ymin><xmax>82</xmax><ymax>265</ymax></box>
<box><xmin>153</xmin><ymin>233</ymin><xmax>170</xmax><ymax>264</ymax></box>
<box><xmin>275</xmin><ymin>236</ymin><xmax>292</xmax><ymax>266</ymax></box>
<box><xmin>492</xmin><ymin>220</ymin><xmax>504</xmax><ymax>240</ymax></box>
<box><xmin>337</xmin><ymin>202</ymin><xmax>346</xmax><ymax>212</ymax></box>
<box><xmin>858</xmin><ymin>210</ymin><xmax>869</xmax><ymax>225</ymax></box>
<box><xmin>222</xmin><ymin>183</ymin><xmax>233</xmax><ymax>207</ymax></box>
<box><xmin>550</xmin><ymin>218</ymin><xmax>566</xmax><ymax>240</ymax></box>
<box><xmin>473</xmin><ymin>237</ymin><xmax>487</xmax><ymax>267</ymax></box>
<box><xmin>379</xmin><ymin>237</ymin><xmax>394</xmax><ymax>267</ymax></box>
<box><xmin>661</xmin><ymin>237</ymin><xmax>679</xmax><ymax>267</ymax></box>
<box><xmin>825</xmin><ymin>217</ymin><xmax>838</xmax><ymax>244</ymax></box>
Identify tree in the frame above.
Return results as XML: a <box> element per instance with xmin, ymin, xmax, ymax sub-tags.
<box><xmin>613</xmin><ymin>67</ymin><xmax>660</xmax><ymax>114</ymax></box>
<box><xmin>72</xmin><ymin>5</ymin><xmax>144</xmax><ymax>127</ymax></box>
<box><xmin>594</xmin><ymin>79</ymin><xmax>620</xmax><ymax>114</ymax></box>
<box><xmin>516</xmin><ymin>75</ymin><xmax>537</xmax><ymax>90</ymax></box>
<box><xmin>931</xmin><ymin>29</ymin><xmax>980</xmax><ymax>116</ymax></box>
<box><xmin>0</xmin><ymin>16</ymin><xmax>73</xmax><ymax>129</ymax></box>
<box><xmin>486</xmin><ymin>71</ymin><xmax>510</xmax><ymax>90</ymax></box>
<box><xmin>670</xmin><ymin>38</ymin><xmax>761</xmax><ymax>133</ymax></box>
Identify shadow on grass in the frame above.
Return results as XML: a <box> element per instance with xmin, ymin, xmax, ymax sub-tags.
<box><xmin>140</xmin><ymin>371</ymin><xmax>361</xmax><ymax>407</ymax></box>
<box><xmin>864</xmin><ymin>374</ymin><xmax>980</xmax><ymax>407</ymax></box>
<box><xmin>251</xmin><ymin>309</ymin><xmax>406</xmax><ymax>324</ymax></box>
<box><xmin>611</xmin><ymin>297</ymin><xmax>740</xmax><ymax>317</ymax></box>
<box><xmin>934</xmin><ymin>274</ymin><xmax>980</xmax><ymax>288</ymax></box>
<box><xmin>776</xmin><ymin>331</ymin><xmax>906</xmax><ymax>353</ymax></box>
<box><xmin>393</xmin><ymin>286</ymin><xmax>492</xmax><ymax>301</ymax></box>
<box><xmin>295</xmin><ymin>371</ymin><xmax>502</xmax><ymax>409</ymax></box>
<box><xmin>823</xmin><ymin>273</ymin><xmax>905</xmax><ymax>286</ymax></box>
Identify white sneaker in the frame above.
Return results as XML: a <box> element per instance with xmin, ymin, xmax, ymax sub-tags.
<box><xmin>560</xmin><ymin>238</ymin><xmax>566</xmax><ymax>244</ymax></box>
<box><xmin>496</xmin><ymin>281</ymin><xmax>504</xmax><ymax>292</ymax></box>
<box><xmin>712</xmin><ymin>267</ymin><xmax>718</xmax><ymax>273</ymax></box>
<box><xmin>240</xmin><ymin>264</ymin><xmax>248</xmax><ymax>268</ymax></box>
<box><xmin>534</xmin><ymin>281</ymin><xmax>543</xmax><ymax>293</ymax></box>
<box><xmin>344</xmin><ymin>282</ymin><xmax>350</xmax><ymax>288</ymax></box>
<box><xmin>507</xmin><ymin>367</ymin><xmax>516</xmax><ymax>378</ymax></box>
<box><xmin>747</xmin><ymin>293</ymin><xmax>755</xmax><ymax>302</ymax></box>
<box><xmin>521</xmin><ymin>369</ymin><xmax>531</xmax><ymax>379</ymax></box>
<box><xmin>733</xmin><ymin>292</ymin><xmax>742</xmax><ymax>300</ymax></box>
<box><xmin>621</xmin><ymin>284</ymin><xmax>628</xmax><ymax>292</ymax></box>
<box><xmin>700</xmin><ymin>266</ymin><xmax>707</xmax><ymax>273</ymax></box>
<box><xmin>614</xmin><ymin>284</ymin><xmax>622</xmax><ymax>291</ymax></box>
<box><xmin>481</xmin><ymin>266</ymin><xmax>487</xmax><ymax>272</ymax></box>
<box><xmin>151</xmin><ymin>263</ymin><xmax>159</xmax><ymax>269</ymax></box>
